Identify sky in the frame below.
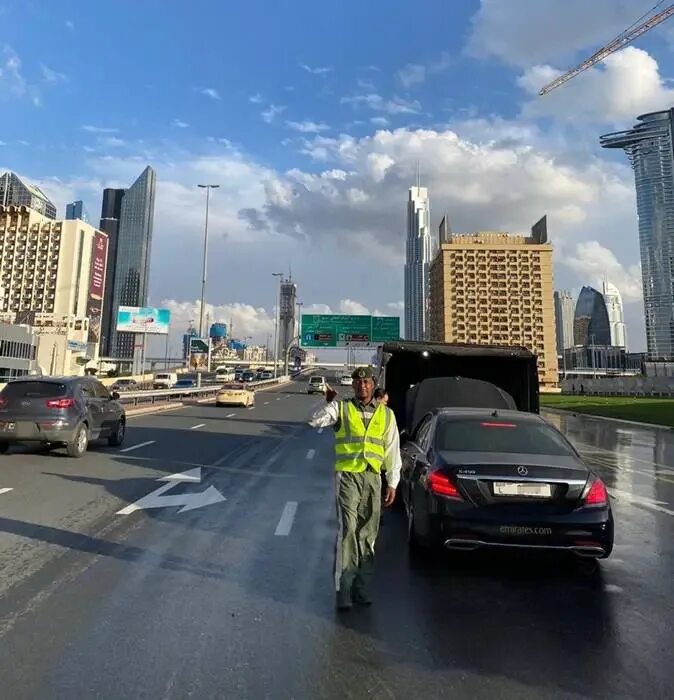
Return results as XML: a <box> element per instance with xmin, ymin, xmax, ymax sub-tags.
<box><xmin>1</xmin><ymin>0</ymin><xmax>673</xmax><ymax>356</ymax></box>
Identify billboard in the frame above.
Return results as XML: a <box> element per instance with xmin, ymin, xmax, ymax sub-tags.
<box><xmin>116</xmin><ymin>306</ymin><xmax>171</xmax><ymax>335</ymax></box>
<box><xmin>86</xmin><ymin>232</ymin><xmax>108</xmax><ymax>344</ymax></box>
<box><xmin>300</xmin><ymin>315</ymin><xmax>400</xmax><ymax>347</ymax></box>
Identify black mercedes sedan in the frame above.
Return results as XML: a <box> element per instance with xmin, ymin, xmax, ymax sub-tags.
<box><xmin>400</xmin><ymin>407</ymin><xmax>613</xmax><ymax>559</ymax></box>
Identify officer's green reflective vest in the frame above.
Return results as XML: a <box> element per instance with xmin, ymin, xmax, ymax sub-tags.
<box><xmin>334</xmin><ymin>400</ymin><xmax>392</xmax><ymax>473</ymax></box>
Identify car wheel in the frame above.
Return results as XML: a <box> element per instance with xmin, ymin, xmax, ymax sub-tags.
<box><xmin>108</xmin><ymin>419</ymin><xmax>126</xmax><ymax>447</ymax></box>
<box><xmin>0</xmin><ymin>442</ymin><xmax>9</xmax><ymax>454</ymax></box>
<box><xmin>66</xmin><ymin>424</ymin><xmax>89</xmax><ymax>458</ymax></box>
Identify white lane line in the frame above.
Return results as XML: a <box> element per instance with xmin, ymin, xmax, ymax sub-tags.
<box><xmin>120</xmin><ymin>440</ymin><xmax>156</xmax><ymax>453</ymax></box>
<box><xmin>306</xmin><ymin>448</ymin><xmax>315</xmax><ymax>460</ymax></box>
<box><xmin>276</xmin><ymin>397</ymin><xmax>281</xmax><ymax>401</ymax></box>
<box><xmin>275</xmin><ymin>501</ymin><xmax>298</xmax><ymax>536</ymax></box>
<box><xmin>190</xmin><ymin>424</ymin><xmax>206</xmax><ymax>430</ymax></box>
<box><xmin>226</xmin><ymin>413</ymin><xmax>236</xmax><ymax>418</ymax></box>
<box><xmin>0</xmin><ymin>488</ymin><xmax>13</xmax><ymax>496</ymax></box>
<box><xmin>317</xmin><ymin>428</ymin><xmax>324</xmax><ymax>434</ymax></box>
<box><xmin>264</xmin><ymin>401</ymin><xmax>270</xmax><ymax>405</ymax></box>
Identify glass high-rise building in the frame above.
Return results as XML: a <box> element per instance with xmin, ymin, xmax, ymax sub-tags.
<box><xmin>602</xmin><ymin>279</ymin><xmax>626</xmax><ymax>348</ymax></box>
<box><xmin>65</xmin><ymin>199</ymin><xmax>89</xmax><ymax>222</ymax></box>
<box><xmin>601</xmin><ymin>110</ymin><xmax>674</xmax><ymax>360</ymax></box>
<box><xmin>554</xmin><ymin>290</ymin><xmax>575</xmax><ymax>355</ymax></box>
<box><xmin>404</xmin><ymin>185</ymin><xmax>432</xmax><ymax>340</ymax></box>
<box><xmin>573</xmin><ymin>286</ymin><xmax>611</xmax><ymax>347</ymax></box>
<box><xmin>0</xmin><ymin>171</ymin><xmax>56</xmax><ymax>219</ymax></box>
<box><xmin>98</xmin><ymin>167</ymin><xmax>156</xmax><ymax>358</ymax></box>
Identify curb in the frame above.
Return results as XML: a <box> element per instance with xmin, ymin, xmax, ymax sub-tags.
<box><xmin>542</xmin><ymin>407</ymin><xmax>673</xmax><ymax>432</ymax></box>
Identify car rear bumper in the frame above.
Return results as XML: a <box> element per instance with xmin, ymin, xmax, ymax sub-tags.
<box><xmin>432</xmin><ymin>512</ymin><xmax>613</xmax><ymax>558</ymax></box>
<box><xmin>0</xmin><ymin>419</ymin><xmax>79</xmax><ymax>444</ymax></box>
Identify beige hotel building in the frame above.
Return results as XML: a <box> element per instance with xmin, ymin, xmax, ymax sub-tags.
<box><xmin>0</xmin><ymin>205</ymin><xmax>108</xmax><ymax>374</ymax></box>
<box><xmin>428</xmin><ymin>217</ymin><xmax>558</xmax><ymax>388</ymax></box>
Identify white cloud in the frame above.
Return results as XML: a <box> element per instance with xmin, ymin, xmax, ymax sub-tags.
<box><xmin>466</xmin><ymin>0</ymin><xmax>644</xmax><ymax>68</ymax></box>
<box><xmin>387</xmin><ymin>301</ymin><xmax>404</xmax><ymax>312</ymax></box>
<box><xmin>519</xmin><ymin>47</ymin><xmax>674</xmax><ymax>124</ymax></box>
<box><xmin>0</xmin><ymin>45</ymin><xmax>27</xmax><ymax>98</ymax></box>
<box><xmin>0</xmin><ymin>141</ymin><xmax>6</xmax><ymax>147</ymax></box>
<box><xmin>261</xmin><ymin>104</ymin><xmax>287</xmax><ymax>123</ymax></box>
<box><xmin>172</xmin><ymin>118</ymin><xmax>189</xmax><ymax>128</ymax></box>
<box><xmin>397</xmin><ymin>63</ymin><xmax>426</xmax><ymax>89</ymax></box>
<box><xmin>370</xmin><ymin>117</ymin><xmax>390</xmax><ymax>127</ymax></box>
<box><xmin>101</xmin><ymin>136</ymin><xmax>126</xmax><ymax>148</ymax></box>
<box><xmin>339</xmin><ymin>299</ymin><xmax>370</xmax><ymax>315</ymax></box>
<box><xmin>286</xmin><ymin>120</ymin><xmax>330</xmax><ymax>133</ymax></box>
<box><xmin>82</xmin><ymin>125</ymin><xmax>118</xmax><ymax>134</ymax></box>
<box><xmin>300</xmin><ymin>63</ymin><xmax>332</xmax><ymax>76</ymax></box>
<box><xmin>563</xmin><ymin>241</ymin><xmax>642</xmax><ymax>303</ymax></box>
<box><xmin>40</xmin><ymin>63</ymin><xmax>67</xmax><ymax>84</ymax></box>
<box><xmin>199</xmin><ymin>87</ymin><xmax>221</xmax><ymax>100</ymax></box>
<box><xmin>65</xmin><ymin>19</ymin><xmax>74</xmax><ymax>30</ymax></box>
<box><xmin>249</xmin><ymin>93</ymin><xmax>264</xmax><ymax>104</ymax></box>
<box><xmin>160</xmin><ymin>299</ymin><xmax>275</xmax><ymax>345</ymax></box>
<box><xmin>341</xmin><ymin>93</ymin><xmax>421</xmax><ymax>115</ymax></box>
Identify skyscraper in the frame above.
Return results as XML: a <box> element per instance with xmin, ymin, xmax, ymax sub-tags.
<box><xmin>0</xmin><ymin>171</ymin><xmax>56</xmax><ymax>219</ymax></box>
<box><xmin>428</xmin><ymin>222</ymin><xmax>558</xmax><ymax>388</ymax></box>
<box><xmin>99</xmin><ymin>166</ymin><xmax>156</xmax><ymax>359</ymax></box>
<box><xmin>65</xmin><ymin>200</ymin><xmax>89</xmax><ymax>223</ymax></box>
<box><xmin>601</xmin><ymin>110</ymin><xmax>674</xmax><ymax>360</ymax></box>
<box><xmin>602</xmin><ymin>279</ymin><xmax>626</xmax><ymax>348</ymax></box>
<box><xmin>404</xmin><ymin>183</ymin><xmax>432</xmax><ymax>340</ymax></box>
<box><xmin>573</xmin><ymin>286</ymin><xmax>611</xmax><ymax>347</ymax></box>
<box><xmin>99</xmin><ymin>188</ymin><xmax>125</xmax><ymax>356</ymax></box>
<box><xmin>554</xmin><ymin>290</ymin><xmax>575</xmax><ymax>355</ymax></box>
<box><xmin>278</xmin><ymin>276</ymin><xmax>297</xmax><ymax>360</ymax></box>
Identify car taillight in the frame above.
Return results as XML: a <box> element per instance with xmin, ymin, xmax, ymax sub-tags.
<box><xmin>428</xmin><ymin>471</ymin><xmax>462</xmax><ymax>500</ymax></box>
<box><xmin>45</xmin><ymin>398</ymin><xmax>75</xmax><ymax>409</ymax></box>
<box><xmin>584</xmin><ymin>478</ymin><xmax>608</xmax><ymax>507</ymax></box>
<box><xmin>0</xmin><ymin>398</ymin><xmax>6</xmax><ymax>408</ymax></box>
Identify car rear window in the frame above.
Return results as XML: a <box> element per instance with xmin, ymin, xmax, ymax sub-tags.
<box><xmin>1</xmin><ymin>381</ymin><xmax>68</xmax><ymax>398</ymax></box>
<box><xmin>310</xmin><ymin>377</ymin><xmax>323</xmax><ymax>383</ymax></box>
<box><xmin>222</xmin><ymin>383</ymin><xmax>244</xmax><ymax>390</ymax></box>
<box><xmin>435</xmin><ymin>418</ymin><xmax>573</xmax><ymax>456</ymax></box>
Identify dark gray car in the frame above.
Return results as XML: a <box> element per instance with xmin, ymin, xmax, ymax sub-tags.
<box><xmin>0</xmin><ymin>376</ymin><xmax>126</xmax><ymax>457</ymax></box>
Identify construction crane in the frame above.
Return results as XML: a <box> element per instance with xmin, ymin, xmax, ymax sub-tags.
<box><xmin>539</xmin><ymin>2</ymin><xmax>674</xmax><ymax>95</ymax></box>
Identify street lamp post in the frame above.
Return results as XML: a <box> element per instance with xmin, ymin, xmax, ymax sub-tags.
<box><xmin>271</xmin><ymin>272</ymin><xmax>283</xmax><ymax>377</ymax></box>
<box><xmin>196</xmin><ymin>184</ymin><xmax>219</xmax><ymax>387</ymax></box>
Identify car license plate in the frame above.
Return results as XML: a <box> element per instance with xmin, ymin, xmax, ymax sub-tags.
<box><xmin>493</xmin><ymin>482</ymin><xmax>552</xmax><ymax>498</ymax></box>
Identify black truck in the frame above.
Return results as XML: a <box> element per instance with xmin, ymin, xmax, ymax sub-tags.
<box><xmin>377</xmin><ymin>340</ymin><xmax>540</xmax><ymax>436</ymax></box>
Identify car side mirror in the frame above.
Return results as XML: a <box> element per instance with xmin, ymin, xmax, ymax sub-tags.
<box><xmin>110</xmin><ymin>391</ymin><xmax>120</xmax><ymax>401</ymax></box>
<box><xmin>399</xmin><ymin>429</ymin><xmax>409</xmax><ymax>444</ymax></box>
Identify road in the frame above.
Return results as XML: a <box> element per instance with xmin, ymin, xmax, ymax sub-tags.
<box><xmin>0</xmin><ymin>375</ymin><xmax>671</xmax><ymax>699</ymax></box>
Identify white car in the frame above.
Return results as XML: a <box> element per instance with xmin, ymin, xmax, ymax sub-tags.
<box><xmin>308</xmin><ymin>376</ymin><xmax>327</xmax><ymax>394</ymax></box>
<box><xmin>340</xmin><ymin>375</ymin><xmax>352</xmax><ymax>386</ymax></box>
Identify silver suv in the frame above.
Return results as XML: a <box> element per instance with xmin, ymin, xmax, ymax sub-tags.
<box><xmin>0</xmin><ymin>377</ymin><xmax>126</xmax><ymax>457</ymax></box>
<box><xmin>308</xmin><ymin>376</ymin><xmax>327</xmax><ymax>394</ymax></box>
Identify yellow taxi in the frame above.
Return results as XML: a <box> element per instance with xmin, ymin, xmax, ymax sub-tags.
<box><xmin>215</xmin><ymin>382</ymin><xmax>255</xmax><ymax>407</ymax></box>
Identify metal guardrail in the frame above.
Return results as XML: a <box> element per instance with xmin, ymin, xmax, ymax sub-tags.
<box><xmin>117</xmin><ymin>376</ymin><xmax>291</xmax><ymax>408</ymax></box>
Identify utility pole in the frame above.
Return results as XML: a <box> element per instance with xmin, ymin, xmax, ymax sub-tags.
<box><xmin>272</xmin><ymin>272</ymin><xmax>283</xmax><ymax>377</ymax></box>
<box><xmin>196</xmin><ymin>183</ymin><xmax>219</xmax><ymax>386</ymax></box>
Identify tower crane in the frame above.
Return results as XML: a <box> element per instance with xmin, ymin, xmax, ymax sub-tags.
<box><xmin>539</xmin><ymin>2</ymin><xmax>674</xmax><ymax>95</ymax></box>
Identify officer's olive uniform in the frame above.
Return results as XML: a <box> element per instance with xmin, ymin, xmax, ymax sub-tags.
<box><xmin>334</xmin><ymin>397</ymin><xmax>393</xmax><ymax>605</ymax></box>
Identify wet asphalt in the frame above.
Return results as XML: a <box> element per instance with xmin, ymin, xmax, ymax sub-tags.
<box><xmin>0</xmin><ymin>377</ymin><xmax>671</xmax><ymax>699</ymax></box>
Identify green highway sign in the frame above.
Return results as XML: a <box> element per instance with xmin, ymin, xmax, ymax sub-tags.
<box><xmin>300</xmin><ymin>314</ymin><xmax>400</xmax><ymax>348</ymax></box>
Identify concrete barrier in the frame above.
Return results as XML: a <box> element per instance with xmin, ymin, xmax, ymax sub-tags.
<box><xmin>561</xmin><ymin>375</ymin><xmax>674</xmax><ymax>397</ymax></box>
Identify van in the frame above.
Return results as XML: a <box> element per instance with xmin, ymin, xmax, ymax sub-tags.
<box><xmin>215</xmin><ymin>366</ymin><xmax>235</xmax><ymax>381</ymax></box>
<box><xmin>153</xmin><ymin>372</ymin><xmax>178</xmax><ymax>389</ymax></box>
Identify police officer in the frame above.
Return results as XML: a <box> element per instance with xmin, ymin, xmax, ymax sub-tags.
<box><xmin>309</xmin><ymin>366</ymin><xmax>401</xmax><ymax>610</ymax></box>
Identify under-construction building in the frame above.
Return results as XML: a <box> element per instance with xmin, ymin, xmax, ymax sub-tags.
<box><xmin>277</xmin><ymin>276</ymin><xmax>297</xmax><ymax>360</ymax></box>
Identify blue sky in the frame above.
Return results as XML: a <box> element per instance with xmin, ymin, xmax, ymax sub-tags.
<box><xmin>2</xmin><ymin>0</ymin><xmax>674</xmax><ymax>353</ymax></box>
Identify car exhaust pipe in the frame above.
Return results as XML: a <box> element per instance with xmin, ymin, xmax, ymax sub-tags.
<box><xmin>571</xmin><ymin>545</ymin><xmax>605</xmax><ymax>558</ymax></box>
<box><xmin>444</xmin><ymin>538</ymin><xmax>482</xmax><ymax>551</ymax></box>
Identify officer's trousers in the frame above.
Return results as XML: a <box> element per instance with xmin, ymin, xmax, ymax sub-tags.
<box><xmin>334</xmin><ymin>469</ymin><xmax>382</xmax><ymax>599</ymax></box>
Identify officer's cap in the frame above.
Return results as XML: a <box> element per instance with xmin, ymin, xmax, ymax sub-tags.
<box><xmin>351</xmin><ymin>366</ymin><xmax>375</xmax><ymax>380</ymax></box>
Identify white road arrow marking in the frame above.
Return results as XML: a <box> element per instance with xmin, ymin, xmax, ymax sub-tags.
<box><xmin>116</xmin><ymin>468</ymin><xmax>225</xmax><ymax>515</ymax></box>
<box><xmin>0</xmin><ymin>488</ymin><xmax>13</xmax><ymax>496</ymax></box>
